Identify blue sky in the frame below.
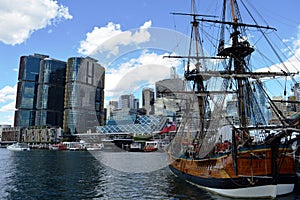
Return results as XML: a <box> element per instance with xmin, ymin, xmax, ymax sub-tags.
<box><xmin>0</xmin><ymin>0</ymin><xmax>300</xmax><ymax>125</ymax></box>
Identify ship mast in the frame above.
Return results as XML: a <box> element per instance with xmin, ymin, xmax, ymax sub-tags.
<box><xmin>165</xmin><ymin>0</ymin><xmax>221</xmax><ymax>151</ymax></box>
<box><xmin>190</xmin><ymin>0</ymin><xmax>206</xmax><ymax>136</ymax></box>
<box><xmin>232</xmin><ymin>0</ymin><xmax>247</xmax><ymax>129</ymax></box>
<box><xmin>218</xmin><ymin>0</ymin><xmax>254</xmax><ymax>130</ymax></box>
<box><xmin>175</xmin><ymin>0</ymin><xmax>208</xmax><ymax>135</ymax></box>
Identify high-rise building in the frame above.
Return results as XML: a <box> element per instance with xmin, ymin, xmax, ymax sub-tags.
<box><xmin>155</xmin><ymin>78</ymin><xmax>186</xmax><ymax>117</ymax></box>
<box><xmin>142</xmin><ymin>88</ymin><xmax>155</xmax><ymax>115</ymax></box>
<box><xmin>109</xmin><ymin>100</ymin><xmax>118</xmax><ymax>110</ymax></box>
<box><xmin>133</xmin><ymin>98</ymin><xmax>139</xmax><ymax>110</ymax></box>
<box><xmin>15</xmin><ymin>53</ymin><xmax>105</xmax><ymax>136</ymax></box>
<box><xmin>270</xmin><ymin>96</ymin><xmax>288</xmax><ymax>125</ymax></box>
<box><xmin>170</xmin><ymin>66</ymin><xmax>178</xmax><ymax>79</ymax></box>
<box><xmin>287</xmin><ymin>95</ymin><xmax>297</xmax><ymax>115</ymax></box>
<box><xmin>14</xmin><ymin>53</ymin><xmax>66</xmax><ymax>127</ymax></box>
<box><xmin>249</xmin><ymin>81</ymin><xmax>268</xmax><ymax>125</ymax></box>
<box><xmin>106</xmin><ymin>100</ymin><xmax>118</xmax><ymax>124</ymax></box>
<box><xmin>63</xmin><ymin>56</ymin><xmax>105</xmax><ymax>134</ymax></box>
<box><xmin>119</xmin><ymin>94</ymin><xmax>135</xmax><ymax>109</ymax></box>
<box><xmin>156</xmin><ymin>78</ymin><xmax>185</xmax><ymax>98</ymax></box>
<box><xmin>226</xmin><ymin>97</ymin><xmax>239</xmax><ymax>125</ymax></box>
<box><xmin>35</xmin><ymin>58</ymin><xmax>66</xmax><ymax>127</ymax></box>
<box><xmin>294</xmin><ymin>83</ymin><xmax>300</xmax><ymax>112</ymax></box>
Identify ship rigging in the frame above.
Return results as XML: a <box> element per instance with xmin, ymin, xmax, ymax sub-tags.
<box><xmin>165</xmin><ymin>0</ymin><xmax>300</xmax><ymax>198</ymax></box>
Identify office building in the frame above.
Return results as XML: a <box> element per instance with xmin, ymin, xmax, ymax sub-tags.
<box><xmin>14</xmin><ymin>53</ymin><xmax>66</xmax><ymax>127</ymax></box>
<box><xmin>226</xmin><ymin>97</ymin><xmax>239</xmax><ymax>125</ymax></box>
<box><xmin>109</xmin><ymin>100</ymin><xmax>118</xmax><ymax>110</ymax></box>
<box><xmin>142</xmin><ymin>88</ymin><xmax>155</xmax><ymax>115</ymax></box>
<box><xmin>133</xmin><ymin>98</ymin><xmax>139</xmax><ymax>110</ymax></box>
<box><xmin>270</xmin><ymin>96</ymin><xmax>288</xmax><ymax>125</ymax></box>
<box><xmin>15</xmin><ymin>53</ymin><xmax>105</xmax><ymax>136</ymax></box>
<box><xmin>155</xmin><ymin>78</ymin><xmax>185</xmax><ymax>117</ymax></box>
<box><xmin>249</xmin><ymin>81</ymin><xmax>268</xmax><ymax>125</ymax></box>
<box><xmin>119</xmin><ymin>94</ymin><xmax>135</xmax><ymax>109</ymax></box>
<box><xmin>294</xmin><ymin>83</ymin><xmax>300</xmax><ymax>112</ymax></box>
<box><xmin>35</xmin><ymin>58</ymin><xmax>66</xmax><ymax>127</ymax></box>
<box><xmin>63</xmin><ymin>56</ymin><xmax>105</xmax><ymax>134</ymax></box>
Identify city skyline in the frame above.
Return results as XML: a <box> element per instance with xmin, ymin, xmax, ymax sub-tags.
<box><xmin>1</xmin><ymin>0</ymin><xmax>300</xmax><ymax>125</ymax></box>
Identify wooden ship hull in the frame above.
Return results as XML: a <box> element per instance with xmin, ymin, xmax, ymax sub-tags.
<box><xmin>169</xmin><ymin>145</ymin><xmax>296</xmax><ymax>198</ymax></box>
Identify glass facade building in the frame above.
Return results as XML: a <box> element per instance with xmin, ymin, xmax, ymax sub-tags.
<box><xmin>15</xmin><ymin>54</ymin><xmax>50</xmax><ymax>127</ymax></box>
<box><xmin>15</xmin><ymin>54</ymin><xmax>105</xmax><ymax>135</ymax></box>
<box><xmin>35</xmin><ymin>58</ymin><xmax>66</xmax><ymax>127</ymax></box>
<box><xmin>63</xmin><ymin>57</ymin><xmax>105</xmax><ymax>134</ymax></box>
<box><xmin>14</xmin><ymin>54</ymin><xmax>66</xmax><ymax>128</ymax></box>
<box><xmin>119</xmin><ymin>94</ymin><xmax>135</xmax><ymax>109</ymax></box>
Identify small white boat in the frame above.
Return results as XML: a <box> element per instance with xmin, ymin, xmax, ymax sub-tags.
<box><xmin>63</xmin><ymin>141</ymin><xmax>85</xmax><ymax>151</ymax></box>
<box><xmin>7</xmin><ymin>143</ymin><xmax>30</xmax><ymax>151</ymax></box>
<box><xmin>86</xmin><ymin>143</ymin><xmax>104</xmax><ymax>151</ymax></box>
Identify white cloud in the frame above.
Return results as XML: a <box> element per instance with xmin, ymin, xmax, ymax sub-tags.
<box><xmin>0</xmin><ymin>112</ymin><xmax>14</xmax><ymax>125</ymax></box>
<box><xmin>256</xmin><ymin>26</ymin><xmax>300</xmax><ymax>77</ymax></box>
<box><xmin>78</xmin><ymin>21</ymin><xmax>152</xmax><ymax>57</ymax></box>
<box><xmin>0</xmin><ymin>0</ymin><xmax>72</xmax><ymax>45</ymax></box>
<box><xmin>105</xmin><ymin>51</ymin><xmax>181</xmax><ymax>99</ymax></box>
<box><xmin>0</xmin><ymin>84</ymin><xmax>17</xmax><ymax>125</ymax></box>
<box><xmin>0</xmin><ymin>85</ymin><xmax>17</xmax><ymax>103</ymax></box>
<box><xmin>0</xmin><ymin>101</ymin><xmax>15</xmax><ymax>112</ymax></box>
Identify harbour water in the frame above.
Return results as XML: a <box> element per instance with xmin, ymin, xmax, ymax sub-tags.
<box><xmin>0</xmin><ymin>148</ymin><xmax>299</xmax><ymax>200</ymax></box>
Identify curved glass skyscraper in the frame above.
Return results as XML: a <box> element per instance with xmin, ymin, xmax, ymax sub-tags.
<box><xmin>35</xmin><ymin>58</ymin><xmax>66</xmax><ymax>127</ymax></box>
<box><xmin>14</xmin><ymin>54</ymin><xmax>66</xmax><ymax>128</ymax></box>
<box><xmin>63</xmin><ymin>57</ymin><xmax>105</xmax><ymax>134</ymax></box>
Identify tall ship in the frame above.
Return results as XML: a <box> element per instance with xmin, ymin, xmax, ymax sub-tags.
<box><xmin>166</xmin><ymin>0</ymin><xmax>300</xmax><ymax>198</ymax></box>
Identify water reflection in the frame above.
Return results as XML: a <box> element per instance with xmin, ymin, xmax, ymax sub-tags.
<box><xmin>90</xmin><ymin>151</ymin><xmax>169</xmax><ymax>173</ymax></box>
<box><xmin>3</xmin><ymin>151</ymin><xmax>106</xmax><ymax>199</ymax></box>
<box><xmin>0</xmin><ymin>149</ymin><xmax>298</xmax><ymax>200</ymax></box>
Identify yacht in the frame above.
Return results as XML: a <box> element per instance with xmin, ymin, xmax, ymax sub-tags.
<box><xmin>7</xmin><ymin>143</ymin><xmax>30</xmax><ymax>151</ymax></box>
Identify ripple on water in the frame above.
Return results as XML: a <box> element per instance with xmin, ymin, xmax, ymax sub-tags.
<box><xmin>0</xmin><ymin>149</ymin><xmax>298</xmax><ymax>200</ymax></box>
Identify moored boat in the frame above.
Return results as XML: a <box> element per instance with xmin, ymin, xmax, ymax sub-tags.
<box><xmin>130</xmin><ymin>141</ymin><xmax>143</xmax><ymax>152</ymax></box>
<box><xmin>165</xmin><ymin>0</ymin><xmax>299</xmax><ymax>198</ymax></box>
<box><xmin>7</xmin><ymin>143</ymin><xmax>30</xmax><ymax>151</ymax></box>
<box><xmin>143</xmin><ymin>141</ymin><xmax>158</xmax><ymax>152</ymax></box>
<box><xmin>85</xmin><ymin>143</ymin><xmax>104</xmax><ymax>151</ymax></box>
<box><xmin>49</xmin><ymin>143</ymin><xmax>67</xmax><ymax>151</ymax></box>
<box><xmin>62</xmin><ymin>141</ymin><xmax>85</xmax><ymax>151</ymax></box>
